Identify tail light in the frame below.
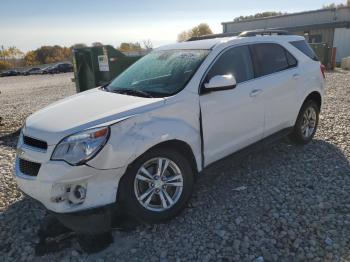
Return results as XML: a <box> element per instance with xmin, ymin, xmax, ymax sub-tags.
<box><xmin>320</xmin><ymin>64</ymin><xmax>326</xmax><ymax>79</ymax></box>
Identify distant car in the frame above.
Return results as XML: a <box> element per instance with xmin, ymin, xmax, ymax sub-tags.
<box><xmin>22</xmin><ymin>67</ymin><xmax>41</xmax><ymax>76</ymax></box>
<box><xmin>41</xmin><ymin>66</ymin><xmax>53</xmax><ymax>74</ymax></box>
<box><xmin>0</xmin><ymin>70</ymin><xmax>19</xmax><ymax>77</ymax></box>
<box><xmin>45</xmin><ymin>63</ymin><xmax>73</xmax><ymax>74</ymax></box>
<box><xmin>30</xmin><ymin>68</ymin><xmax>44</xmax><ymax>75</ymax></box>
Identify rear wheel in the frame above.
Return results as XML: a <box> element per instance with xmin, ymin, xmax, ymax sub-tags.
<box><xmin>289</xmin><ymin>100</ymin><xmax>319</xmax><ymax>144</ymax></box>
<box><xmin>119</xmin><ymin>148</ymin><xmax>194</xmax><ymax>223</ymax></box>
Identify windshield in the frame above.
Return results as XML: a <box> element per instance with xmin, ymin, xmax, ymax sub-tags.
<box><xmin>107</xmin><ymin>49</ymin><xmax>209</xmax><ymax>97</ymax></box>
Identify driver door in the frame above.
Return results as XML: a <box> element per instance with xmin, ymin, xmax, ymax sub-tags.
<box><xmin>200</xmin><ymin>45</ymin><xmax>265</xmax><ymax>165</ymax></box>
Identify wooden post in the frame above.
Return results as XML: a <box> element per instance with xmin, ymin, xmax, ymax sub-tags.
<box><xmin>331</xmin><ymin>47</ymin><xmax>337</xmax><ymax>70</ymax></box>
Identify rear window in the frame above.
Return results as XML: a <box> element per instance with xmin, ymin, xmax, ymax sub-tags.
<box><xmin>290</xmin><ymin>40</ymin><xmax>319</xmax><ymax>61</ymax></box>
<box><xmin>251</xmin><ymin>43</ymin><xmax>293</xmax><ymax>77</ymax></box>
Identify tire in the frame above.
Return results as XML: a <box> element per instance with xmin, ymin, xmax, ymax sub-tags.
<box><xmin>118</xmin><ymin>147</ymin><xmax>194</xmax><ymax>224</ymax></box>
<box><xmin>289</xmin><ymin>100</ymin><xmax>319</xmax><ymax>145</ymax></box>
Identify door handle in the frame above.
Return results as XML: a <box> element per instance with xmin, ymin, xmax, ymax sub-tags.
<box><xmin>293</xmin><ymin>73</ymin><xmax>300</xmax><ymax>79</ymax></box>
<box><xmin>250</xmin><ymin>89</ymin><xmax>263</xmax><ymax>97</ymax></box>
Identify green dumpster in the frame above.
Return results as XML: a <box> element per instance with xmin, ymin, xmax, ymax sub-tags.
<box><xmin>72</xmin><ymin>45</ymin><xmax>143</xmax><ymax>92</ymax></box>
<box><xmin>309</xmin><ymin>43</ymin><xmax>332</xmax><ymax>68</ymax></box>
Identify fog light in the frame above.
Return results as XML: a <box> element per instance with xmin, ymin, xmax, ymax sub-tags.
<box><xmin>51</xmin><ymin>182</ymin><xmax>87</xmax><ymax>205</ymax></box>
<box><xmin>74</xmin><ymin>185</ymin><xmax>86</xmax><ymax>201</ymax></box>
<box><xmin>68</xmin><ymin>184</ymin><xmax>87</xmax><ymax>204</ymax></box>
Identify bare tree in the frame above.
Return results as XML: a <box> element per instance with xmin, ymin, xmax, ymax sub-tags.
<box><xmin>142</xmin><ymin>39</ymin><xmax>153</xmax><ymax>50</ymax></box>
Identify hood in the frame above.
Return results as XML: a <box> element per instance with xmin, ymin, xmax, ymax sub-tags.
<box><xmin>25</xmin><ymin>88</ymin><xmax>164</xmax><ymax>145</ymax></box>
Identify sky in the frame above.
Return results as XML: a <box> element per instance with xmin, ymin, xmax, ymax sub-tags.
<box><xmin>0</xmin><ymin>0</ymin><xmax>347</xmax><ymax>52</ymax></box>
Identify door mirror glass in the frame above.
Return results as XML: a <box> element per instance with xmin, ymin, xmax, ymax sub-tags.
<box><xmin>204</xmin><ymin>74</ymin><xmax>237</xmax><ymax>91</ymax></box>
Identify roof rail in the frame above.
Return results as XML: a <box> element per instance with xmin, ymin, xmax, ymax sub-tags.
<box><xmin>238</xmin><ymin>29</ymin><xmax>290</xmax><ymax>37</ymax></box>
<box><xmin>187</xmin><ymin>32</ymin><xmax>238</xmax><ymax>41</ymax></box>
<box><xmin>186</xmin><ymin>29</ymin><xmax>291</xmax><ymax>42</ymax></box>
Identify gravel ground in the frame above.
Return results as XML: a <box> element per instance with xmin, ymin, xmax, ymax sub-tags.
<box><xmin>0</xmin><ymin>71</ymin><xmax>350</xmax><ymax>261</ymax></box>
<box><xmin>0</xmin><ymin>74</ymin><xmax>76</xmax><ymax>134</ymax></box>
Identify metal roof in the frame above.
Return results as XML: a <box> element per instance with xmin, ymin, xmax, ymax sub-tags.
<box><xmin>222</xmin><ymin>7</ymin><xmax>350</xmax><ymax>25</ymax></box>
<box><xmin>222</xmin><ymin>7</ymin><xmax>350</xmax><ymax>33</ymax></box>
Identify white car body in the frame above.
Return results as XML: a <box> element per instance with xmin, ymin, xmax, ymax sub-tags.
<box><xmin>15</xmin><ymin>34</ymin><xmax>325</xmax><ymax>216</ymax></box>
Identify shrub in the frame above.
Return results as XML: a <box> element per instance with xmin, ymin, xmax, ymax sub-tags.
<box><xmin>0</xmin><ymin>61</ymin><xmax>11</xmax><ymax>71</ymax></box>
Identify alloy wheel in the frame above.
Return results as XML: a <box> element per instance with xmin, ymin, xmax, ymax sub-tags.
<box><xmin>301</xmin><ymin>106</ymin><xmax>317</xmax><ymax>138</ymax></box>
<box><xmin>134</xmin><ymin>157</ymin><xmax>184</xmax><ymax>212</ymax></box>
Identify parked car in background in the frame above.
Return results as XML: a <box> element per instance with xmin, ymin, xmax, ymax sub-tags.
<box><xmin>22</xmin><ymin>67</ymin><xmax>41</xmax><ymax>76</ymax></box>
<box><xmin>15</xmin><ymin>31</ymin><xmax>325</xmax><ymax>233</ymax></box>
<box><xmin>30</xmin><ymin>68</ymin><xmax>44</xmax><ymax>75</ymax></box>
<box><xmin>45</xmin><ymin>63</ymin><xmax>73</xmax><ymax>74</ymax></box>
<box><xmin>41</xmin><ymin>66</ymin><xmax>53</xmax><ymax>74</ymax></box>
<box><xmin>0</xmin><ymin>70</ymin><xmax>19</xmax><ymax>77</ymax></box>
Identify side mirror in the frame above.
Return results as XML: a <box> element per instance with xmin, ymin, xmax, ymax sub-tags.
<box><xmin>204</xmin><ymin>74</ymin><xmax>237</xmax><ymax>91</ymax></box>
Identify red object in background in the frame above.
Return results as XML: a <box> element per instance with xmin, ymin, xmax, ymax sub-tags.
<box><xmin>331</xmin><ymin>47</ymin><xmax>337</xmax><ymax>70</ymax></box>
<box><xmin>320</xmin><ymin>64</ymin><xmax>326</xmax><ymax>79</ymax></box>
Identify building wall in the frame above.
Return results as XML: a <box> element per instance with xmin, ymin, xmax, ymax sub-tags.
<box><xmin>222</xmin><ymin>7</ymin><xmax>350</xmax><ymax>61</ymax></box>
<box><xmin>334</xmin><ymin>28</ymin><xmax>350</xmax><ymax>62</ymax></box>
<box><xmin>222</xmin><ymin>7</ymin><xmax>350</xmax><ymax>33</ymax></box>
<box><xmin>290</xmin><ymin>28</ymin><xmax>335</xmax><ymax>47</ymax></box>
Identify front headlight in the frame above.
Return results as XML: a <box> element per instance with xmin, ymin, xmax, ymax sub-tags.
<box><xmin>51</xmin><ymin>126</ymin><xmax>110</xmax><ymax>165</ymax></box>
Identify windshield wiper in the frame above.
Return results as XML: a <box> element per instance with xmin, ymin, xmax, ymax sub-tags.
<box><xmin>111</xmin><ymin>88</ymin><xmax>153</xmax><ymax>98</ymax></box>
<box><xmin>100</xmin><ymin>82</ymin><xmax>111</xmax><ymax>91</ymax></box>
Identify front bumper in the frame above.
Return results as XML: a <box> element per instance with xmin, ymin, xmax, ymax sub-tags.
<box><xmin>20</xmin><ymin>189</ymin><xmax>116</xmax><ymax>234</ymax></box>
<box><xmin>53</xmin><ymin>204</ymin><xmax>116</xmax><ymax>234</ymax></box>
<box><xmin>15</xmin><ymin>154</ymin><xmax>126</xmax><ymax>214</ymax></box>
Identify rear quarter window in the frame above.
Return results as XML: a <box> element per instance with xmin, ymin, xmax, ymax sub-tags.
<box><xmin>251</xmin><ymin>43</ymin><xmax>295</xmax><ymax>77</ymax></box>
<box><xmin>290</xmin><ymin>40</ymin><xmax>319</xmax><ymax>61</ymax></box>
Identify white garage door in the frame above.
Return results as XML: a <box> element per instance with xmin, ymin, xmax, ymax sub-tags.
<box><xmin>333</xmin><ymin>28</ymin><xmax>350</xmax><ymax>63</ymax></box>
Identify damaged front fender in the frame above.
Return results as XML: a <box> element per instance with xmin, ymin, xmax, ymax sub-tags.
<box><xmin>87</xmin><ymin>113</ymin><xmax>202</xmax><ymax>172</ymax></box>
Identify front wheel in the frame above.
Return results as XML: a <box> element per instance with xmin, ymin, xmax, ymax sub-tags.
<box><xmin>289</xmin><ymin>100</ymin><xmax>320</xmax><ymax>144</ymax></box>
<box><xmin>119</xmin><ymin>148</ymin><xmax>194</xmax><ymax>223</ymax></box>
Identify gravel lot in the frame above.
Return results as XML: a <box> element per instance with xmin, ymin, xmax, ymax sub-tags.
<box><xmin>0</xmin><ymin>71</ymin><xmax>349</xmax><ymax>261</ymax></box>
<box><xmin>0</xmin><ymin>74</ymin><xmax>75</xmax><ymax>134</ymax></box>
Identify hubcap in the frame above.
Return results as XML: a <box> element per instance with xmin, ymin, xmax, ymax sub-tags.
<box><xmin>301</xmin><ymin>106</ymin><xmax>317</xmax><ymax>138</ymax></box>
<box><xmin>134</xmin><ymin>158</ymin><xmax>184</xmax><ymax>212</ymax></box>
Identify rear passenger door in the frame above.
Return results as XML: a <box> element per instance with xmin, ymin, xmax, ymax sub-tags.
<box><xmin>250</xmin><ymin>43</ymin><xmax>299</xmax><ymax>137</ymax></box>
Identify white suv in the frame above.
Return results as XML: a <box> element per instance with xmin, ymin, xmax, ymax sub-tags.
<box><xmin>15</xmin><ymin>31</ymin><xmax>325</xmax><ymax>232</ymax></box>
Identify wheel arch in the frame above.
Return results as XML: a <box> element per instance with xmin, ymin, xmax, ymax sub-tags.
<box><xmin>303</xmin><ymin>91</ymin><xmax>322</xmax><ymax>110</ymax></box>
<box><xmin>130</xmin><ymin>139</ymin><xmax>199</xmax><ymax>177</ymax></box>
<box><xmin>291</xmin><ymin>91</ymin><xmax>322</xmax><ymax>128</ymax></box>
<box><xmin>117</xmin><ymin>139</ymin><xmax>199</xmax><ymax>204</ymax></box>
<box><xmin>289</xmin><ymin>91</ymin><xmax>321</xmax><ymax>144</ymax></box>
